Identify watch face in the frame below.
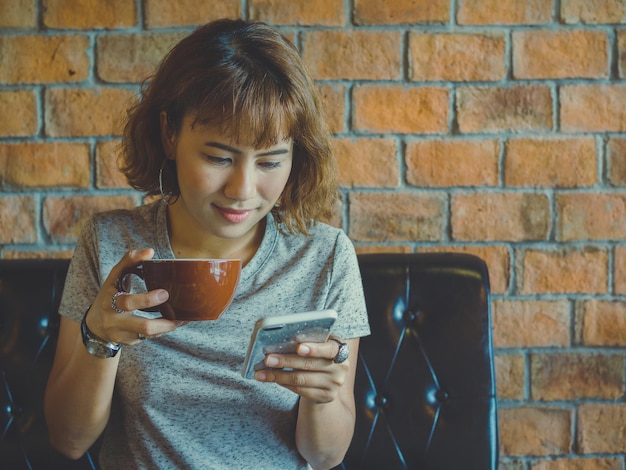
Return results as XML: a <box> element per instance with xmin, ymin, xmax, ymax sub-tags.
<box><xmin>81</xmin><ymin>312</ymin><xmax>121</xmax><ymax>358</ymax></box>
<box><xmin>86</xmin><ymin>340</ymin><xmax>113</xmax><ymax>358</ymax></box>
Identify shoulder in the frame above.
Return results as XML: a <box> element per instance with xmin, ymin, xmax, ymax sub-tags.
<box><xmin>274</xmin><ymin>221</ymin><xmax>353</xmax><ymax>257</ymax></box>
<box><xmin>77</xmin><ymin>202</ymin><xmax>162</xmax><ymax>258</ymax></box>
<box><xmin>309</xmin><ymin>222</ymin><xmax>356</xmax><ymax>256</ymax></box>
<box><xmin>87</xmin><ymin>201</ymin><xmax>158</xmax><ymax>229</ymax></box>
<box><xmin>274</xmin><ymin>221</ymin><xmax>357</xmax><ymax>267</ymax></box>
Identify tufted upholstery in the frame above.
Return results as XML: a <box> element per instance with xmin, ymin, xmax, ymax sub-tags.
<box><xmin>340</xmin><ymin>253</ymin><xmax>498</xmax><ymax>469</ymax></box>
<box><xmin>0</xmin><ymin>253</ymin><xmax>497</xmax><ymax>469</ymax></box>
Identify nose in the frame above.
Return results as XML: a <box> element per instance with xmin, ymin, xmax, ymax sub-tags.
<box><xmin>224</xmin><ymin>162</ymin><xmax>256</xmax><ymax>201</ymax></box>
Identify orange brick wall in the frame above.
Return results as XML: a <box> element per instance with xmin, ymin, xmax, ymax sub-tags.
<box><xmin>1</xmin><ymin>0</ymin><xmax>626</xmax><ymax>467</ymax></box>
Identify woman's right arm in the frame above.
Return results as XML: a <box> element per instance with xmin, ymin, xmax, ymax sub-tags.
<box><xmin>44</xmin><ymin>249</ymin><xmax>181</xmax><ymax>459</ymax></box>
<box><xmin>44</xmin><ymin>315</ymin><xmax>120</xmax><ymax>459</ymax></box>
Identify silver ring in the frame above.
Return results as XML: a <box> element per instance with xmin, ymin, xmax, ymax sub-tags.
<box><xmin>111</xmin><ymin>291</ymin><xmax>128</xmax><ymax>313</ymax></box>
<box><xmin>137</xmin><ymin>333</ymin><xmax>146</xmax><ymax>341</ymax></box>
<box><xmin>330</xmin><ymin>338</ymin><xmax>349</xmax><ymax>364</ymax></box>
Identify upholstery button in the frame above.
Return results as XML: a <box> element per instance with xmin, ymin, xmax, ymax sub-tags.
<box><xmin>403</xmin><ymin>309</ymin><xmax>419</xmax><ymax>322</ymax></box>
<box><xmin>38</xmin><ymin>316</ymin><xmax>51</xmax><ymax>337</ymax></box>
<box><xmin>426</xmin><ymin>387</ymin><xmax>449</xmax><ymax>406</ymax></box>
<box><xmin>366</xmin><ymin>392</ymin><xmax>390</xmax><ymax>410</ymax></box>
<box><xmin>435</xmin><ymin>390</ymin><xmax>449</xmax><ymax>403</ymax></box>
<box><xmin>374</xmin><ymin>395</ymin><xmax>388</xmax><ymax>408</ymax></box>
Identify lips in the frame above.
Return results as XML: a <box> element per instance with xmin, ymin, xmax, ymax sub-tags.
<box><xmin>215</xmin><ymin>206</ymin><xmax>254</xmax><ymax>224</ymax></box>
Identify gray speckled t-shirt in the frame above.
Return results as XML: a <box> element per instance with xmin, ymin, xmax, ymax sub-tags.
<box><xmin>59</xmin><ymin>201</ymin><xmax>370</xmax><ymax>470</ymax></box>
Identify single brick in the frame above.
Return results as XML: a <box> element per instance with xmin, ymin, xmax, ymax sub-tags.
<box><xmin>451</xmin><ymin>192</ymin><xmax>550</xmax><ymax>241</ymax></box>
<box><xmin>533</xmin><ymin>458</ymin><xmax>622</xmax><ymax>470</ymax></box>
<box><xmin>561</xmin><ymin>0</ymin><xmax>626</xmax><ymax>24</ymax></box>
<box><xmin>333</xmin><ymin>138</ymin><xmax>399</xmax><ymax>188</ymax></box>
<box><xmin>578</xmin><ymin>404</ymin><xmax>626</xmax><ymax>453</ymax></box>
<box><xmin>0</xmin><ymin>196</ymin><xmax>37</xmax><ymax>244</ymax></box>
<box><xmin>96</xmin><ymin>140</ymin><xmax>131</xmax><ymax>189</ymax></box>
<box><xmin>97</xmin><ymin>33</ymin><xmax>186</xmax><ymax>83</ymax></box>
<box><xmin>410</xmin><ymin>32</ymin><xmax>506</xmax><ymax>82</ymax></box>
<box><xmin>250</xmin><ymin>0</ymin><xmax>345</xmax><ymax>25</ymax></box>
<box><xmin>406</xmin><ymin>138</ymin><xmax>500</xmax><ymax>187</ymax></box>
<box><xmin>513</xmin><ymin>30</ymin><xmax>608</xmax><ymax>79</ymax></box>
<box><xmin>492</xmin><ymin>299</ymin><xmax>571</xmax><ymax>348</ymax></box>
<box><xmin>302</xmin><ymin>31</ymin><xmax>402</xmax><ymax>80</ymax></box>
<box><xmin>504</xmin><ymin>137</ymin><xmax>597</xmax><ymax>188</ymax></box>
<box><xmin>561</xmin><ymin>84</ymin><xmax>626</xmax><ymax>132</ymax></box>
<box><xmin>144</xmin><ymin>0</ymin><xmax>241</xmax><ymax>28</ymax></box>
<box><xmin>43</xmin><ymin>0</ymin><xmax>137</xmax><ymax>29</ymax></box>
<box><xmin>420</xmin><ymin>244</ymin><xmax>511</xmax><ymax>294</ymax></box>
<box><xmin>556</xmin><ymin>192</ymin><xmax>626</xmax><ymax>241</ymax></box>
<box><xmin>580</xmin><ymin>300</ymin><xmax>626</xmax><ymax>346</ymax></box>
<box><xmin>354</xmin><ymin>0</ymin><xmax>449</xmax><ymax>24</ymax></box>
<box><xmin>531</xmin><ymin>352</ymin><xmax>624</xmax><ymax>400</ymax></box>
<box><xmin>0</xmin><ymin>35</ymin><xmax>89</xmax><ymax>84</ymax></box>
<box><xmin>43</xmin><ymin>195</ymin><xmax>138</xmax><ymax>244</ymax></box>
<box><xmin>521</xmin><ymin>248</ymin><xmax>608</xmax><ymax>295</ymax></box>
<box><xmin>348</xmin><ymin>191</ymin><xmax>446</xmax><ymax>242</ymax></box>
<box><xmin>457</xmin><ymin>85</ymin><xmax>553</xmax><ymax>133</ymax></box>
<box><xmin>457</xmin><ymin>0</ymin><xmax>553</xmax><ymax>25</ymax></box>
<box><xmin>45</xmin><ymin>87</ymin><xmax>136</xmax><ymax>137</ymax></box>
<box><xmin>0</xmin><ymin>0</ymin><xmax>36</xmax><ymax>28</ymax></box>
<box><xmin>494</xmin><ymin>353</ymin><xmax>525</xmax><ymax>400</ymax></box>
<box><xmin>608</xmin><ymin>138</ymin><xmax>626</xmax><ymax>186</ymax></box>
<box><xmin>317</xmin><ymin>83</ymin><xmax>346</xmax><ymax>134</ymax></box>
<box><xmin>499</xmin><ymin>406</ymin><xmax>572</xmax><ymax>456</ymax></box>
<box><xmin>0</xmin><ymin>142</ymin><xmax>90</xmax><ymax>188</ymax></box>
<box><xmin>353</xmin><ymin>85</ymin><xmax>449</xmax><ymax>134</ymax></box>
<box><xmin>0</xmin><ymin>91</ymin><xmax>38</xmax><ymax>137</ymax></box>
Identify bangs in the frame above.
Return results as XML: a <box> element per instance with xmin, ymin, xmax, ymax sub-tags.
<box><xmin>189</xmin><ymin>70</ymin><xmax>300</xmax><ymax>148</ymax></box>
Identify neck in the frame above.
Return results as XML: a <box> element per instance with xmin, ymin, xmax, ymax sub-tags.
<box><xmin>166</xmin><ymin>203</ymin><xmax>265</xmax><ymax>265</ymax></box>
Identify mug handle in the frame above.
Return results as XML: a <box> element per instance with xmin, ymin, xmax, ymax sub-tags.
<box><xmin>116</xmin><ymin>265</ymin><xmax>160</xmax><ymax>313</ymax></box>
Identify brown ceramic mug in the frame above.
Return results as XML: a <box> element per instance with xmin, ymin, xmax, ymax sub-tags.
<box><xmin>117</xmin><ymin>259</ymin><xmax>242</xmax><ymax>321</ymax></box>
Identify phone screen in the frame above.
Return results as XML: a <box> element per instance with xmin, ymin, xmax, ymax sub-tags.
<box><xmin>241</xmin><ymin>309</ymin><xmax>337</xmax><ymax>379</ymax></box>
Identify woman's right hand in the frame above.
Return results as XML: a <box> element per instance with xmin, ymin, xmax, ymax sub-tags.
<box><xmin>86</xmin><ymin>248</ymin><xmax>186</xmax><ymax>345</ymax></box>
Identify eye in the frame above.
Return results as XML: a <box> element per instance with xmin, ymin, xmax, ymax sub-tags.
<box><xmin>258</xmin><ymin>161</ymin><xmax>282</xmax><ymax>170</ymax></box>
<box><xmin>204</xmin><ymin>155</ymin><xmax>231</xmax><ymax>166</ymax></box>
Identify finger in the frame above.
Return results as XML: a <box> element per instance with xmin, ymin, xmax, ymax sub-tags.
<box><xmin>264</xmin><ymin>353</ymin><xmax>326</xmax><ymax>371</ymax></box>
<box><xmin>110</xmin><ymin>315</ymin><xmax>184</xmax><ymax>344</ymax></box>
<box><xmin>255</xmin><ymin>369</ymin><xmax>343</xmax><ymax>403</ymax></box>
<box><xmin>297</xmin><ymin>339</ymin><xmax>341</xmax><ymax>361</ymax></box>
<box><xmin>110</xmin><ymin>288</ymin><xmax>169</xmax><ymax>313</ymax></box>
<box><xmin>105</xmin><ymin>248</ymin><xmax>155</xmax><ymax>290</ymax></box>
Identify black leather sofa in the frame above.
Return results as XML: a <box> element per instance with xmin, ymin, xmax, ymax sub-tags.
<box><xmin>0</xmin><ymin>253</ymin><xmax>498</xmax><ymax>469</ymax></box>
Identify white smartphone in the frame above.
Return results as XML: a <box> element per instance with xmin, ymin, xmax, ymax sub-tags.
<box><xmin>241</xmin><ymin>309</ymin><xmax>337</xmax><ymax>379</ymax></box>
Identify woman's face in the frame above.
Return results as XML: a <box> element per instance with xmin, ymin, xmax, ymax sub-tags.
<box><xmin>163</xmin><ymin>112</ymin><xmax>293</xmax><ymax>246</ymax></box>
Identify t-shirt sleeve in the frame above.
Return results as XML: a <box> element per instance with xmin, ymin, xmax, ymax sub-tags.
<box><xmin>324</xmin><ymin>231</ymin><xmax>370</xmax><ymax>340</ymax></box>
<box><xmin>58</xmin><ymin>216</ymin><xmax>102</xmax><ymax>323</ymax></box>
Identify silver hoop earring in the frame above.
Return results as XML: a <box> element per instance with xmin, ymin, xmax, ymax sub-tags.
<box><xmin>159</xmin><ymin>160</ymin><xmax>178</xmax><ymax>206</ymax></box>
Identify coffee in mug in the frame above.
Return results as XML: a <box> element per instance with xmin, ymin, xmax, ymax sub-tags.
<box><xmin>117</xmin><ymin>259</ymin><xmax>241</xmax><ymax>321</ymax></box>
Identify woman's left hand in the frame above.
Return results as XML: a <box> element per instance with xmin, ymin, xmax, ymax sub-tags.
<box><xmin>254</xmin><ymin>337</ymin><xmax>356</xmax><ymax>404</ymax></box>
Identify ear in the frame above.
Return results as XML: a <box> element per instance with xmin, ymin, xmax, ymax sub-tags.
<box><xmin>160</xmin><ymin>111</ymin><xmax>176</xmax><ymax>160</ymax></box>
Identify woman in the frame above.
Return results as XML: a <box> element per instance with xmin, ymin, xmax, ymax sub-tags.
<box><xmin>44</xmin><ymin>18</ymin><xmax>370</xmax><ymax>470</ymax></box>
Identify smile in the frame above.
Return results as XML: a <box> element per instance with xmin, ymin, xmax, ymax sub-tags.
<box><xmin>215</xmin><ymin>206</ymin><xmax>254</xmax><ymax>224</ymax></box>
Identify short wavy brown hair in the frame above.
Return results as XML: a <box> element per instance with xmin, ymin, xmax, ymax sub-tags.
<box><xmin>121</xmin><ymin>19</ymin><xmax>337</xmax><ymax>235</ymax></box>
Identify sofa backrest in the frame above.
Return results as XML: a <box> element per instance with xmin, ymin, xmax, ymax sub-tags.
<box><xmin>0</xmin><ymin>253</ymin><xmax>498</xmax><ymax>469</ymax></box>
<box><xmin>346</xmin><ymin>253</ymin><xmax>498</xmax><ymax>469</ymax></box>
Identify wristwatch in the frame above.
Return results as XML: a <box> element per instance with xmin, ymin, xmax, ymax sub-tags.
<box><xmin>81</xmin><ymin>308</ymin><xmax>122</xmax><ymax>358</ymax></box>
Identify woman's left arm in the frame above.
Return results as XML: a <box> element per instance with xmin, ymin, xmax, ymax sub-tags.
<box><xmin>256</xmin><ymin>337</ymin><xmax>361</xmax><ymax>470</ymax></box>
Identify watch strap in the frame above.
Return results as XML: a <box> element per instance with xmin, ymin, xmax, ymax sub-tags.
<box><xmin>81</xmin><ymin>307</ymin><xmax>122</xmax><ymax>358</ymax></box>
